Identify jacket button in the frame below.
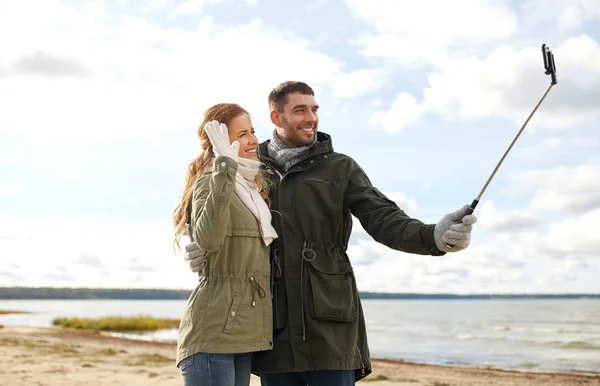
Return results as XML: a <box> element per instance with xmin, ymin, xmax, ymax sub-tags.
<box><xmin>231</xmin><ymin>311</ymin><xmax>236</xmax><ymax>316</ymax></box>
<box><xmin>309</xmin><ymin>160</ymin><xmax>314</xmax><ymax>164</ymax></box>
<box><xmin>221</xmin><ymin>161</ymin><xmax>226</xmax><ymax>167</ymax></box>
<box><xmin>324</xmin><ymin>155</ymin><xmax>328</xmax><ymax>159</ymax></box>
<box><xmin>250</xmin><ymin>277</ymin><xmax>255</xmax><ymax>281</ymax></box>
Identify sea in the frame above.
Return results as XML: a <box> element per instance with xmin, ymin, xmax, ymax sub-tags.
<box><xmin>1</xmin><ymin>298</ymin><xmax>599</xmax><ymax>375</ymax></box>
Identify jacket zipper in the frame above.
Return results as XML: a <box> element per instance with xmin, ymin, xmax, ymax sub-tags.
<box><xmin>267</xmin><ymin>162</ymin><xmax>316</xmax><ymax>342</ymax></box>
<box><xmin>300</xmin><ymin>248</ymin><xmax>306</xmax><ymax>341</ymax></box>
<box><xmin>300</xmin><ymin>240</ymin><xmax>316</xmax><ymax>341</ymax></box>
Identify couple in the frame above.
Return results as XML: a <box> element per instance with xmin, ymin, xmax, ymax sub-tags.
<box><xmin>172</xmin><ymin>81</ymin><xmax>477</xmax><ymax>386</ymax></box>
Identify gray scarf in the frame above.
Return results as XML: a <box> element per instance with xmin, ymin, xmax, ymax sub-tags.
<box><xmin>266</xmin><ymin>130</ymin><xmax>317</xmax><ymax>172</ymax></box>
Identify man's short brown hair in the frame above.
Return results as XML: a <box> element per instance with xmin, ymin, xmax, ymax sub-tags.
<box><xmin>268</xmin><ymin>81</ymin><xmax>315</xmax><ymax>112</ymax></box>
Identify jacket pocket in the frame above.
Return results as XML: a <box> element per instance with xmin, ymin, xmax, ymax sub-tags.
<box><xmin>307</xmin><ymin>250</ymin><xmax>357</xmax><ymax>323</ymax></box>
<box><xmin>223</xmin><ymin>291</ymin><xmax>243</xmax><ymax>333</ymax></box>
<box><xmin>302</xmin><ymin>177</ymin><xmax>340</xmax><ymax>187</ymax></box>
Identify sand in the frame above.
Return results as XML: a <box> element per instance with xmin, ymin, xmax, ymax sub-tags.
<box><xmin>1</xmin><ymin>326</ymin><xmax>598</xmax><ymax>386</ymax></box>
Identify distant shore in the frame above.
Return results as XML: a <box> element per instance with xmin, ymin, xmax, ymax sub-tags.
<box><xmin>1</xmin><ymin>326</ymin><xmax>599</xmax><ymax>386</ymax></box>
<box><xmin>1</xmin><ymin>286</ymin><xmax>599</xmax><ymax>300</ymax></box>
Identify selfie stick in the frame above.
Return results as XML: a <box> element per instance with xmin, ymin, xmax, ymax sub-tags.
<box><xmin>446</xmin><ymin>44</ymin><xmax>558</xmax><ymax>249</ymax></box>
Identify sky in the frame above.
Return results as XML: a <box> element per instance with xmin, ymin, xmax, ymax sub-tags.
<box><xmin>1</xmin><ymin>0</ymin><xmax>599</xmax><ymax>294</ymax></box>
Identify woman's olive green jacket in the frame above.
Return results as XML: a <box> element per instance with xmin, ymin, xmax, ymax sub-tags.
<box><xmin>176</xmin><ymin>156</ymin><xmax>273</xmax><ymax>365</ymax></box>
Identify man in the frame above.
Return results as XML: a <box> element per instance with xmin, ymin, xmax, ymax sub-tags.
<box><xmin>184</xmin><ymin>81</ymin><xmax>476</xmax><ymax>385</ymax></box>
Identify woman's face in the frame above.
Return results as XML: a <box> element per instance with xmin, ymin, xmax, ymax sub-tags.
<box><xmin>228</xmin><ymin>113</ymin><xmax>259</xmax><ymax>160</ymax></box>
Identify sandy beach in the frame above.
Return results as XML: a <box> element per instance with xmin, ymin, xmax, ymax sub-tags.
<box><xmin>1</xmin><ymin>325</ymin><xmax>598</xmax><ymax>386</ymax></box>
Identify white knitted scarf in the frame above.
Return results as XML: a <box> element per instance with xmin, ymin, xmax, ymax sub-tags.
<box><xmin>211</xmin><ymin>157</ymin><xmax>278</xmax><ymax>246</ymax></box>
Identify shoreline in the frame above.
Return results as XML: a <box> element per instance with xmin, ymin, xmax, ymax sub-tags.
<box><xmin>1</xmin><ymin>326</ymin><xmax>599</xmax><ymax>385</ymax></box>
<box><xmin>371</xmin><ymin>357</ymin><xmax>600</xmax><ymax>378</ymax></box>
<box><xmin>44</xmin><ymin>325</ymin><xmax>600</xmax><ymax>378</ymax></box>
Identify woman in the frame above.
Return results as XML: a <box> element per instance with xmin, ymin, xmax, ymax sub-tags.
<box><xmin>172</xmin><ymin>103</ymin><xmax>277</xmax><ymax>386</ymax></box>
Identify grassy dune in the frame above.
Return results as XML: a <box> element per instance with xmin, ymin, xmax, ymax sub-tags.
<box><xmin>0</xmin><ymin>310</ymin><xmax>30</xmax><ymax>315</ymax></box>
<box><xmin>52</xmin><ymin>315</ymin><xmax>180</xmax><ymax>332</ymax></box>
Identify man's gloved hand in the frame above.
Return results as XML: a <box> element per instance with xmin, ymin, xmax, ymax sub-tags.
<box><xmin>434</xmin><ymin>205</ymin><xmax>477</xmax><ymax>253</ymax></box>
<box><xmin>204</xmin><ymin>120</ymin><xmax>240</xmax><ymax>162</ymax></box>
<box><xmin>184</xmin><ymin>242</ymin><xmax>208</xmax><ymax>273</ymax></box>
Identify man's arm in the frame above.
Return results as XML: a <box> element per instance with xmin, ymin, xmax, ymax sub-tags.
<box><xmin>345</xmin><ymin>159</ymin><xmax>445</xmax><ymax>256</ymax></box>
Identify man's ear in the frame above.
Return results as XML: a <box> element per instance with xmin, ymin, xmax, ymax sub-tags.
<box><xmin>270</xmin><ymin>110</ymin><xmax>281</xmax><ymax>127</ymax></box>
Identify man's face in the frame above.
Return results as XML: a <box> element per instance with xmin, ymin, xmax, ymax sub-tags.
<box><xmin>273</xmin><ymin>92</ymin><xmax>319</xmax><ymax>147</ymax></box>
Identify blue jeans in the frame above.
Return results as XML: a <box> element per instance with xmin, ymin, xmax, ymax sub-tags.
<box><xmin>178</xmin><ymin>352</ymin><xmax>252</xmax><ymax>386</ymax></box>
<box><xmin>259</xmin><ymin>370</ymin><xmax>355</xmax><ymax>386</ymax></box>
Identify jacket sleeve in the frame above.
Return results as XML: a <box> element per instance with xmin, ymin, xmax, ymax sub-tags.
<box><xmin>191</xmin><ymin>156</ymin><xmax>238</xmax><ymax>252</ymax></box>
<box><xmin>345</xmin><ymin>159</ymin><xmax>445</xmax><ymax>256</ymax></box>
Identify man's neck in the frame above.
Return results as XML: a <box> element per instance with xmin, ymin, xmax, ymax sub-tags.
<box><xmin>273</xmin><ymin>129</ymin><xmax>298</xmax><ymax>149</ymax></box>
<box><xmin>273</xmin><ymin>129</ymin><xmax>317</xmax><ymax>149</ymax></box>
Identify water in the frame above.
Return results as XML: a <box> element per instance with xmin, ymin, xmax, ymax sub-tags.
<box><xmin>1</xmin><ymin>298</ymin><xmax>599</xmax><ymax>374</ymax></box>
<box><xmin>361</xmin><ymin>299</ymin><xmax>600</xmax><ymax>375</ymax></box>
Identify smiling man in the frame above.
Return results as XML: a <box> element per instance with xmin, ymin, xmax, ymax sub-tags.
<box><xmin>264</xmin><ymin>82</ymin><xmax>320</xmax><ymax>169</ymax></box>
<box><xmin>184</xmin><ymin>80</ymin><xmax>477</xmax><ymax>385</ymax></box>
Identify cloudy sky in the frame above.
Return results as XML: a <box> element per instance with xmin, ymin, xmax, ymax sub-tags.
<box><xmin>1</xmin><ymin>0</ymin><xmax>599</xmax><ymax>294</ymax></box>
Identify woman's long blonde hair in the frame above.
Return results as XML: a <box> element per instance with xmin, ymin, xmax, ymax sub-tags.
<box><xmin>172</xmin><ymin>103</ymin><xmax>271</xmax><ymax>251</ymax></box>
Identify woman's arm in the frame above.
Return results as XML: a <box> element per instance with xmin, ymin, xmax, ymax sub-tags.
<box><xmin>191</xmin><ymin>156</ymin><xmax>238</xmax><ymax>252</ymax></box>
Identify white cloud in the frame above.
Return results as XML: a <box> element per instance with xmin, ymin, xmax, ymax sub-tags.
<box><xmin>514</xmin><ymin>135</ymin><xmax>600</xmax><ymax>163</ymax></box>
<box><xmin>344</xmin><ymin>0</ymin><xmax>600</xmax><ymax>133</ymax></box>
<box><xmin>368</xmin><ymin>36</ymin><xmax>600</xmax><ymax>132</ymax></box>
<box><xmin>507</xmin><ymin>164</ymin><xmax>600</xmax><ymax>213</ymax></box>
<box><xmin>539</xmin><ymin>136</ymin><xmax>600</xmax><ymax>149</ymax></box>
<box><xmin>0</xmin><ymin>213</ymin><xmax>195</xmax><ymax>289</ymax></box>
<box><xmin>146</xmin><ymin>0</ymin><xmax>177</xmax><ymax>7</ymax></box>
<box><xmin>540</xmin><ymin>208</ymin><xmax>600</xmax><ymax>257</ymax></box>
<box><xmin>0</xmin><ymin>3</ymin><xmax>384</xmax><ymax>145</ymax></box>
<box><xmin>383</xmin><ymin>191</ymin><xmax>419</xmax><ymax>217</ymax></box>
<box><xmin>347</xmin><ymin>0</ymin><xmax>518</xmax><ymax>65</ymax></box>
<box><xmin>348</xmin><ymin>237</ymin><xmax>537</xmax><ymax>294</ymax></box>
<box><xmin>520</xmin><ymin>0</ymin><xmax>600</xmax><ymax>32</ymax></box>
<box><xmin>305</xmin><ymin>0</ymin><xmax>328</xmax><ymax>12</ymax></box>
<box><xmin>169</xmin><ymin>0</ymin><xmax>223</xmax><ymax>18</ymax></box>
<box><xmin>479</xmin><ymin>201</ymin><xmax>540</xmax><ymax>232</ymax></box>
<box><xmin>3</xmin><ymin>51</ymin><xmax>92</xmax><ymax>78</ymax></box>
<box><xmin>330</xmin><ymin>69</ymin><xmax>388</xmax><ymax>98</ymax></box>
<box><xmin>368</xmin><ymin>93</ymin><xmax>422</xmax><ymax>133</ymax></box>
<box><xmin>0</xmin><ymin>184</ymin><xmax>22</xmax><ymax>197</ymax></box>
<box><xmin>169</xmin><ymin>0</ymin><xmax>259</xmax><ymax>18</ymax></box>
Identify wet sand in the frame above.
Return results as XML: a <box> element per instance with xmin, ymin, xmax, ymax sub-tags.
<box><xmin>1</xmin><ymin>326</ymin><xmax>598</xmax><ymax>385</ymax></box>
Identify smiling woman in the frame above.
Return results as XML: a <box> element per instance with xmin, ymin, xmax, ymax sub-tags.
<box><xmin>170</xmin><ymin>102</ymin><xmax>278</xmax><ymax>386</ymax></box>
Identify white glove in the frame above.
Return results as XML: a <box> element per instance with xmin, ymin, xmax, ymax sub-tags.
<box><xmin>204</xmin><ymin>120</ymin><xmax>240</xmax><ymax>162</ymax></box>
<box><xmin>184</xmin><ymin>241</ymin><xmax>208</xmax><ymax>273</ymax></box>
<box><xmin>434</xmin><ymin>205</ymin><xmax>477</xmax><ymax>253</ymax></box>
